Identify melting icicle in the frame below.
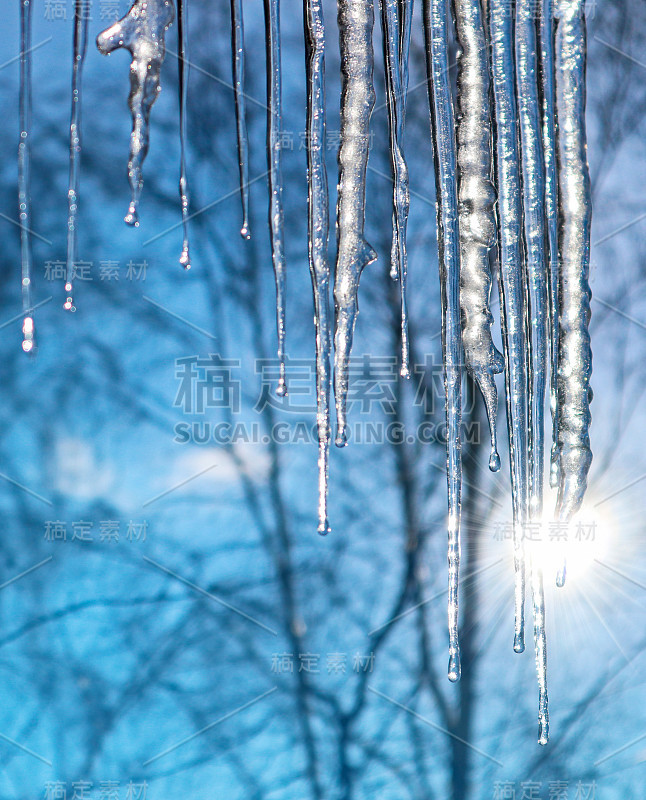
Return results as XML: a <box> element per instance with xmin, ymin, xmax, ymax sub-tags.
<box><xmin>264</xmin><ymin>0</ymin><xmax>287</xmax><ymax>397</ymax></box>
<box><xmin>334</xmin><ymin>0</ymin><xmax>377</xmax><ymax>445</ymax></box>
<box><xmin>489</xmin><ymin>0</ymin><xmax>528</xmax><ymax>653</ymax></box>
<box><xmin>517</xmin><ymin>0</ymin><xmax>548</xmax><ymax>515</ymax></box>
<box><xmin>230</xmin><ymin>0</ymin><xmax>251</xmax><ymax>239</ymax></box>
<box><xmin>96</xmin><ymin>0</ymin><xmax>175</xmax><ymax>227</ymax></box>
<box><xmin>423</xmin><ymin>0</ymin><xmax>463</xmax><ymax>682</ymax></box>
<box><xmin>177</xmin><ymin>0</ymin><xmax>191</xmax><ymax>269</ymax></box>
<box><xmin>540</xmin><ymin>0</ymin><xmax>560</xmax><ymax>493</ymax></box>
<box><xmin>553</xmin><ymin>0</ymin><xmax>592</xmax><ymax>522</ymax></box>
<box><xmin>529</xmin><ymin>553</ymin><xmax>549</xmax><ymax>744</ymax></box>
<box><xmin>380</xmin><ymin>0</ymin><xmax>412</xmax><ymax>377</ymax></box>
<box><xmin>304</xmin><ymin>0</ymin><xmax>331</xmax><ymax>534</ymax></box>
<box><xmin>541</xmin><ymin>0</ymin><xmax>566</xmax><ymax>587</ymax></box>
<box><xmin>18</xmin><ymin>0</ymin><xmax>35</xmax><ymax>354</ymax></box>
<box><xmin>517</xmin><ymin>0</ymin><xmax>549</xmax><ymax>741</ymax></box>
<box><xmin>65</xmin><ymin>0</ymin><xmax>89</xmax><ymax>313</ymax></box>
<box><xmin>453</xmin><ymin>0</ymin><xmax>503</xmax><ymax>473</ymax></box>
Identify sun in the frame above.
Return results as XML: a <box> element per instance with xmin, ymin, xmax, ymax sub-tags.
<box><xmin>529</xmin><ymin>504</ymin><xmax>611</xmax><ymax>583</ymax></box>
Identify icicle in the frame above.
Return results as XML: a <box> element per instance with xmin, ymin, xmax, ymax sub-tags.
<box><xmin>380</xmin><ymin>0</ymin><xmax>412</xmax><ymax>377</ymax></box>
<box><xmin>516</xmin><ymin>0</ymin><xmax>550</xmax><ymax>740</ymax></box>
<box><xmin>230</xmin><ymin>0</ymin><xmax>251</xmax><ymax>239</ymax></box>
<box><xmin>540</xmin><ymin>0</ymin><xmax>560</xmax><ymax>493</ymax></box>
<box><xmin>452</xmin><ymin>0</ymin><xmax>503</xmax><ymax>473</ymax></box>
<box><xmin>304</xmin><ymin>0</ymin><xmax>331</xmax><ymax>534</ymax></box>
<box><xmin>64</xmin><ymin>0</ymin><xmax>89</xmax><ymax>313</ymax></box>
<box><xmin>517</xmin><ymin>0</ymin><xmax>548</xmax><ymax>517</ymax></box>
<box><xmin>423</xmin><ymin>0</ymin><xmax>463</xmax><ymax>682</ymax></box>
<box><xmin>553</xmin><ymin>0</ymin><xmax>592</xmax><ymax>522</ymax></box>
<box><xmin>177</xmin><ymin>0</ymin><xmax>191</xmax><ymax>269</ymax></box>
<box><xmin>264</xmin><ymin>0</ymin><xmax>288</xmax><ymax>398</ymax></box>
<box><xmin>18</xmin><ymin>0</ymin><xmax>35</xmax><ymax>354</ymax></box>
<box><xmin>529</xmin><ymin>553</ymin><xmax>549</xmax><ymax>744</ymax></box>
<box><xmin>489</xmin><ymin>0</ymin><xmax>528</xmax><ymax>653</ymax></box>
<box><xmin>334</xmin><ymin>0</ymin><xmax>377</xmax><ymax>445</ymax></box>
<box><xmin>96</xmin><ymin>0</ymin><xmax>175</xmax><ymax>227</ymax></box>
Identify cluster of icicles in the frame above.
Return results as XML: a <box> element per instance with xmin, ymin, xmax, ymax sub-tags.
<box><xmin>17</xmin><ymin>0</ymin><xmax>592</xmax><ymax>744</ymax></box>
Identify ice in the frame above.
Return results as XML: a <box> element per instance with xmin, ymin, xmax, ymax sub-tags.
<box><xmin>453</xmin><ymin>0</ymin><xmax>504</xmax><ymax>473</ymax></box>
<box><xmin>96</xmin><ymin>0</ymin><xmax>175</xmax><ymax>227</ymax></box>
<box><xmin>553</xmin><ymin>0</ymin><xmax>593</xmax><ymax>523</ymax></box>
<box><xmin>333</xmin><ymin>0</ymin><xmax>377</xmax><ymax>446</ymax></box>
<box><xmin>18</xmin><ymin>0</ymin><xmax>35</xmax><ymax>353</ymax></box>
<box><xmin>424</xmin><ymin>0</ymin><xmax>464</xmax><ymax>682</ymax></box>
<box><xmin>489</xmin><ymin>0</ymin><xmax>529</xmax><ymax>654</ymax></box>
<box><xmin>304</xmin><ymin>0</ymin><xmax>332</xmax><ymax>533</ymax></box>
<box><xmin>64</xmin><ymin>0</ymin><xmax>89</xmax><ymax>312</ymax></box>
<box><xmin>230</xmin><ymin>0</ymin><xmax>251</xmax><ymax>240</ymax></box>
<box><xmin>264</xmin><ymin>0</ymin><xmax>288</xmax><ymax>398</ymax></box>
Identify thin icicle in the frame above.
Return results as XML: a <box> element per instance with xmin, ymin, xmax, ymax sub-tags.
<box><xmin>304</xmin><ymin>0</ymin><xmax>331</xmax><ymax>534</ymax></box>
<box><xmin>554</xmin><ymin>0</ymin><xmax>592</xmax><ymax>523</ymax></box>
<box><xmin>423</xmin><ymin>0</ymin><xmax>463</xmax><ymax>683</ymax></box>
<box><xmin>230</xmin><ymin>0</ymin><xmax>251</xmax><ymax>239</ymax></box>
<box><xmin>516</xmin><ymin>0</ymin><xmax>548</xmax><ymax>525</ymax></box>
<box><xmin>18</xmin><ymin>0</ymin><xmax>35</xmax><ymax>354</ymax></box>
<box><xmin>96</xmin><ymin>0</ymin><xmax>175</xmax><ymax>227</ymax></box>
<box><xmin>264</xmin><ymin>0</ymin><xmax>288</xmax><ymax>397</ymax></box>
<box><xmin>529</xmin><ymin>553</ymin><xmax>549</xmax><ymax>745</ymax></box>
<box><xmin>541</xmin><ymin>0</ymin><xmax>567</xmax><ymax>587</ymax></box>
<box><xmin>334</xmin><ymin>0</ymin><xmax>377</xmax><ymax>445</ymax></box>
<box><xmin>489</xmin><ymin>0</ymin><xmax>528</xmax><ymax>654</ymax></box>
<box><xmin>64</xmin><ymin>0</ymin><xmax>89</xmax><ymax>313</ymax></box>
<box><xmin>453</xmin><ymin>0</ymin><xmax>503</xmax><ymax>473</ymax></box>
<box><xmin>177</xmin><ymin>0</ymin><xmax>191</xmax><ymax>269</ymax></box>
<box><xmin>380</xmin><ymin>0</ymin><xmax>412</xmax><ymax>377</ymax></box>
<box><xmin>540</xmin><ymin>0</ymin><xmax>560</xmax><ymax>493</ymax></box>
<box><xmin>516</xmin><ymin>0</ymin><xmax>549</xmax><ymax>740</ymax></box>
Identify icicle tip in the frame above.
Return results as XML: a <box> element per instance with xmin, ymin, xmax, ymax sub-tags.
<box><xmin>124</xmin><ymin>204</ymin><xmax>139</xmax><ymax>227</ymax></box>
<box><xmin>556</xmin><ymin>561</ymin><xmax>566</xmax><ymax>588</ymax></box>
<box><xmin>63</xmin><ymin>282</ymin><xmax>76</xmax><ymax>312</ymax></box>
<box><xmin>448</xmin><ymin>651</ymin><xmax>461</xmax><ymax>683</ymax></box>
<box><xmin>513</xmin><ymin>632</ymin><xmax>525</xmax><ymax>654</ymax></box>
<box><xmin>489</xmin><ymin>449</ymin><xmax>501</xmax><ymax>472</ymax></box>
<box><xmin>21</xmin><ymin>316</ymin><xmax>35</xmax><ymax>354</ymax></box>
<box><xmin>334</xmin><ymin>427</ymin><xmax>348</xmax><ymax>448</ymax></box>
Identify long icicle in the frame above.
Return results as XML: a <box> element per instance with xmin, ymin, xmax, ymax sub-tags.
<box><xmin>334</xmin><ymin>0</ymin><xmax>377</xmax><ymax>445</ymax></box>
<box><xmin>554</xmin><ymin>0</ymin><xmax>592</xmax><ymax>523</ymax></box>
<box><xmin>18</xmin><ymin>0</ymin><xmax>35</xmax><ymax>353</ymax></box>
<box><xmin>540</xmin><ymin>0</ymin><xmax>560</xmax><ymax>495</ymax></box>
<box><xmin>452</xmin><ymin>0</ymin><xmax>503</xmax><ymax>473</ymax></box>
<box><xmin>177</xmin><ymin>0</ymin><xmax>191</xmax><ymax>269</ymax></box>
<box><xmin>64</xmin><ymin>0</ymin><xmax>89</xmax><ymax>313</ymax></box>
<box><xmin>530</xmin><ymin>553</ymin><xmax>549</xmax><ymax>745</ymax></box>
<box><xmin>423</xmin><ymin>0</ymin><xmax>464</xmax><ymax>683</ymax></box>
<box><xmin>516</xmin><ymin>0</ymin><xmax>549</xmax><ymax>743</ymax></box>
<box><xmin>489</xmin><ymin>0</ymin><xmax>528</xmax><ymax>654</ymax></box>
<box><xmin>380</xmin><ymin>0</ymin><xmax>412</xmax><ymax>377</ymax></box>
<box><xmin>96</xmin><ymin>0</ymin><xmax>175</xmax><ymax>227</ymax></box>
<box><xmin>264</xmin><ymin>0</ymin><xmax>288</xmax><ymax>397</ymax></box>
<box><xmin>230</xmin><ymin>0</ymin><xmax>251</xmax><ymax>239</ymax></box>
<box><xmin>304</xmin><ymin>0</ymin><xmax>331</xmax><ymax>534</ymax></box>
<box><xmin>541</xmin><ymin>0</ymin><xmax>566</xmax><ymax>589</ymax></box>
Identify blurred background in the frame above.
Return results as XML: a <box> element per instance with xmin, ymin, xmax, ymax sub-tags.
<box><xmin>0</xmin><ymin>0</ymin><xmax>645</xmax><ymax>797</ymax></box>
